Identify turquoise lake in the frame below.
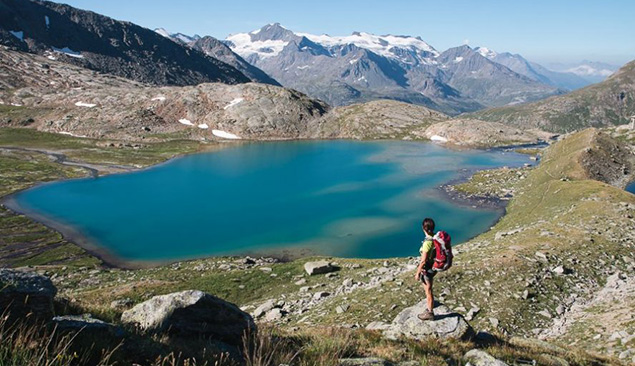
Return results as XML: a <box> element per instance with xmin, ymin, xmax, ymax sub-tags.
<box><xmin>12</xmin><ymin>141</ymin><xmax>532</xmax><ymax>263</ymax></box>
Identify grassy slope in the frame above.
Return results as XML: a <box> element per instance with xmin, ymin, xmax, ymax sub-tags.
<box><xmin>0</xmin><ymin>126</ymin><xmax>631</xmax><ymax>365</ymax></box>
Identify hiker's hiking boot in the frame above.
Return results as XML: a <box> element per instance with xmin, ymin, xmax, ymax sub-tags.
<box><xmin>418</xmin><ymin>310</ymin><xmax>435</xmax><ymax>321</ymax></box>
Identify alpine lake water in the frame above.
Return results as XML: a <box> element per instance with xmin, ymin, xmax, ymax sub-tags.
<box><xmin>12</xmin><ymin>141</ymin><xmax>533</xmax><ymax>264</ymax></box>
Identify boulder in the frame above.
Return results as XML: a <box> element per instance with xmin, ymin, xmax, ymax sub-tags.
<box><xmin>338</xmin><ymin>358</ymin><xmax>419</xmax><ymax>366</ymax></box>
<box><xmin>464</xmin><ymin>349</ymin><xmax>509</xmax><ymax>366</ymax></box>
<box><xmin>304</xmin><ymin>261</ymin><xmax>336</xmax><ymax>275</ymax></box>
<box><xmin>52</xmin><ymin>314</ymin><xmax>125</xmax><ymax>338</ymax></box>
<box><xmin>121</xmin><ymin>290</ymin><xmax>254</xmax><ymax>346</ymax></box>
<box><xmin>264</xmin><ymin>308</ymin><xmax>284</xmax><ymax>322</ymax></box>
<box><xmin>0</xmin><ymin>268</ymin><xmax>57</xmax><ymax>321</ymax></box>
<box><xmin>368</xmin><ymin>302</ymin><xmax>473</xmax><ymax>341</ymax></box>
<box><xmin>253</xmin><ymin>299</ymin><xmax>276</xmax><ymax>318</ymax></box>
<box><xmin>339</xmin><ymin>358</ymin><xmax>391</xmax><ymax>366</ymax></box>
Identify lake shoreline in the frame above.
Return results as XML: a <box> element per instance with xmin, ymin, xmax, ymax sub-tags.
<box><xmin>1</xmin><ymin>139</ymin><xmax>534</xmax><ymax>270</ymax></box>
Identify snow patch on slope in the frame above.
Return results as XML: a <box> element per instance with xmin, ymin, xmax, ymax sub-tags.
<box><xmin>298</xmin><ymin>31</ymin><xmax>439</xmax><ymax>62</ymax></box>
<box><xmin>475</xmin><ymin>47</ymin><xmax>497</xmax><ymax>59</ymax></box>
<box><xmin>212</xmin><ymin>130</ymin><xmax>241</xmax><ymax>139</ymax></box>
<box><xmin>53</xmin><ymin>47</ymin><xmax>84</xmax><ymax>58</ymax></box>
<box><xmin>223</xmin><ymin>98</ymin><xmax>244</xmax><ymax>110</ymax></box>
<box><xmin>75</xmin><ymin>101</ymin><xmax>96</xmax><ymax>108</ymax></box>
<box><xmin>226</xmin><ymin>33</ymin><xmax>288</xmax><ymax>59</ymax></box>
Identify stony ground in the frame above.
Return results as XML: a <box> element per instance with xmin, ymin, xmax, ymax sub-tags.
<box><xmin>1</xmin><ymin>126</ymin><xmax>634</xmax><ymax>364</ymax></box>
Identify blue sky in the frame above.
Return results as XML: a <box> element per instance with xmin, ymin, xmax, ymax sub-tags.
<box><xmin>51</xmin><ymin>0</ymin><xmax>634</xmax><ymax>65</ymax></box>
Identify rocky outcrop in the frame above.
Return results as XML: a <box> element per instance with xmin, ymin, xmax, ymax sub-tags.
<box><xmin>304</xmin><ymin>260</ymin><xmax>336</xmax><ymax>276</ymax></box>
<box><xmin>366</xmin><ymin>302</ymin><xmax>474</xmax><ymax>341</ymax></box>
<box><xmin>463</xmin><ymin>349</ymin><xmax>509</xmax><ymax>366</ymax></box>
<box><xmin>416</xmin><ymin>118</ymin><xmax>550</xmax><ymax>147</ymax></box>
<box><xmin>0</xmin><ymin>49</ymin><xmax>329</xmax><ymax>141</ymax></box>
<box><xmin>121</xmin><ymin>290</ymin><xmax>254</xmax><ymax>346</ymax></box>
<box><xmin>0</xmin><ymin>268</ymin><xmax>57</xmax><ymax>321</ymax></box>
<box><xmin>308</xmin><ymin>100</ymin><xmax>448</xmax><ymax>140</ymax></box>
<box><xmin>577</xmin><ymin>130</ymin><xmax>634</xmax><ymax>188</ymax></box>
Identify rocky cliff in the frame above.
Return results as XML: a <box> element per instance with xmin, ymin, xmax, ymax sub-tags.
<box><xmin>0</xmin><ymin>0</ymin><xmax>250</xmax><ymax>86</ymax></box>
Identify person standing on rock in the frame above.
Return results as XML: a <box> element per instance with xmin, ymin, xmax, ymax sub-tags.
<box><xmin>414</xmin><ymin>218</ymin><xmax>437</xmax><ymax>321</ymax></box>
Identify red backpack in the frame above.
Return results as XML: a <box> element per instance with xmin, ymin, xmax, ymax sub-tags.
<box><xmin>432</xmin><ymin>231</ymin><xmax>453</xmax><ymax>271</ymax></box>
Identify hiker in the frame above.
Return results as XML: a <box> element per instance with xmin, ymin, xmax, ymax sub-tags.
<box><xmin>414</xmin><ymin>218</ymin><xmax>453</xmax><ymax>321</ymax></box>
<box><xmin>414</xmin><ymin>218</ymin><xmax>437</xmax><ymax>320</ymax></box>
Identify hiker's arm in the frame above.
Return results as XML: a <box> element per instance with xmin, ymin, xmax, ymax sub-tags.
<box><xmin>414</xmin><ymin>252</ymin><xmax>428</xmax><ymax>281</ymax></box>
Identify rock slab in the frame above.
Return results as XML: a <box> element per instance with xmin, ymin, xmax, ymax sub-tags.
<box><xmin>52</xmin><ymin>314</ymin><xmax>124</xmax><ymax>338</ymax></box>
<box><xmin>121</xmin><ymin>290</ymin><xmax>254</xmax><ymax>346</ymax></box>
<box><xmin>304</xmin><ymin>260</ymin><xmax>336</xmax><ymax>275</ymax></box>
<box><xmin>367</xmin><ymin>302</ymin><xmax>473</xmax><ymax>341</ymax></box>
<box><xmin>0</xmin><ymin>268</ymin><xmax>57</xmax><ymax>321</ymax></box>
<box><xmin>464</xmin><ymin>349</ymin><xmax>509</xmax><ymax>366</ymax></box>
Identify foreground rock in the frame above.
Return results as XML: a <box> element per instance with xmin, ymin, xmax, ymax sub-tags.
<box><xmin>339</xmin><ymin>358</ymin><xmax>419</xmax><ymax>366</ymax></box>
<box><xmin>0</xmin><ymin>268</ymin><xmax>57</xmax><ymax>321</ymax></box>
<box><xmin>367</xmin><ymin>302</ymin><xmax>473</xmax><ymax>340</ymax></box>
<box><xmin>464</xmin><ymin>349</ymin><xmax>509</xmax><ymax>366</ymax></box>
<box><xmin>304</xmin><ymin>260</ymin><xmax>337</xmax><ymax>276</ymax></box>
<box><xmin>52</xmin><ymin>314</ymin><xmax>124</xmax><ymax>338</ymax></box>
<box><xmin>121</xmin><ymin>290</ymin><xmax>254</xmax><ymax>346</ymax></box>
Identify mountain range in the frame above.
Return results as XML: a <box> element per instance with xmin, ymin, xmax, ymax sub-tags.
<box><xmin>217</xmin><ymin>23</ymin><xmax>613</xmax><ymax>114</ymax></box>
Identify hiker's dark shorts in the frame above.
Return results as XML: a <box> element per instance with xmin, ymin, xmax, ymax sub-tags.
<box><xmin>419</xmin><ymin>268</ymin><xmax>436</xmax><ymax>284</ymax></box>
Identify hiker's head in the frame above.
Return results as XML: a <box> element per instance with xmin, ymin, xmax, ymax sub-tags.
<box><xmin>422</xmin><ymin>218</ymin><xmax>435</xmax><ymax>236</ymax></box>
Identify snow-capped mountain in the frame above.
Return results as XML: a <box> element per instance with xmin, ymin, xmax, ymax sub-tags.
<box><xmin>474</xmin><ymin>47</ymin><xmax>598</xmax><ymax>90</ymax></box>
<box><xmin>155</xmin><ymin>28</ymin><xmax>279</xmax><ymax>85</ymax></box>
<box><xmin>223</xmin><ymin>23</ymin><xmax>561</xmax><ymax>114</ymax></box>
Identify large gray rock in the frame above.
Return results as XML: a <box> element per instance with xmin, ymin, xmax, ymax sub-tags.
<box><xmin>339</xmin><ymin>358</ymin><xmax>391</xmax><ymax>366</ymax></box>
<box><xmin>52</xmin><ymin>314</ymin><xmax>125</xmax><ymax>338</ymax></box>
<box><xmin>464</xmin><ymin>349</ymin><xmax>509</xmax><ymax>366</ymax></box>
<box><xmin>304</xmin><ymin>260</ymin><xmax>336</xmax><ymax>275</ymax></box>
<box><xmin>338</xmin><ymin>358</ymin><xmax>419</xmax><ymax>366</ymax></box>
<box><xmin>121</xmin><ymin>290</ymin><xmax>254</xmax><ymax>346</ymax></box>
<box><xmin>0</xmin><ymin>268</ymin><xmax>57</xmax><ymax>321</ymax></box>
<box><xmin>367</xmin><ymin>302</ymin><xmax>473</xmax><ymax>341</ymax></box>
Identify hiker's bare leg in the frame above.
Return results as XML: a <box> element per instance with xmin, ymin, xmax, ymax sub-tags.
<box><xmin>424</xmin><ymin>277</ymin><xmax>434</xmax><ymax>312</ymax></box>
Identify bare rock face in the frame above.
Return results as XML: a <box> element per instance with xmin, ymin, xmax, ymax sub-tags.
<box><xmin>304</xmin><ymin>260</ymin><xmax>336</xmax><ymax>276</ymax></box>
<box><xmin>121</xmin><ymin>290</ymin><xmax>254</xmax><ymax>347</ymax></box>
<box><xmin>367</xmin><ymin>302</ymin><xmax>474</xmax><ymax>341</ymax></box>
<box><xmin>0</xmin><ymin>268</ymin><xmax>57</xmax><ymax>321</ymax></box>
<box><xmin>464</xmin><ymin>349</ymin><xmax>509</xmax><ymax>366</ymax></box>
<box><xmin>418</xmin><ymin>118</ymin><xmax>548</xmax><ymax>147</ymax></box>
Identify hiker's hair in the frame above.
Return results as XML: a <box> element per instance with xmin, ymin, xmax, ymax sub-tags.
<box><xmin>422</xmin><ymin>218</ymin><xmax>435</xmax><ymax>235</ymax></box>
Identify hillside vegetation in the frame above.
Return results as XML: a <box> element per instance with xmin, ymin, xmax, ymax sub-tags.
<box><xmin>1</xmin><ymin>128</ymin><xmax>634</xmax><ymax>365</ymax></box>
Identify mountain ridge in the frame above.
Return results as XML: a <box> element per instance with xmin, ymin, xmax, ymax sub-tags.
<box><xmin>0</xmin><ymin>0</ymin><xmax>250</xmax><ymax>86</ymax></box>
<box><xmin>221</xmin><ymin>23</ymin><xmax>565</xmax><ymax>114</ymax></box>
